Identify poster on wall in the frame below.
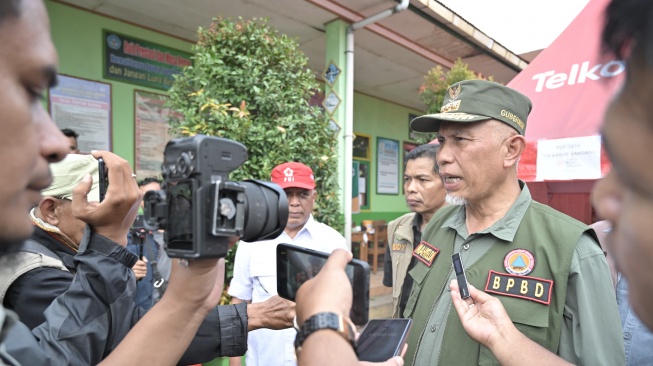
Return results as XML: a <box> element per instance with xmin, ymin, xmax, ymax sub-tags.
<box><xmin>377</xmin><ymin>137</ymin><xmax>400</xmax><ymax>194</ymax></box>
<box><xmin>49</xmin><ymin>74</ymin><xmax>112</xmax><ymax>152</ymax></box>
<box><xmin>103</xmin><ymin>30</ymin><xmax>193</xmax><ymax>91</ymax></box>
<box><xmin>134</xmin><ymin>90</ymin><xmax>182</xmax><ymax>179</ymax></box>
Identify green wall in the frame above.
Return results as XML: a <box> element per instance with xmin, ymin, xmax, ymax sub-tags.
<box><xmin>351</xmin><ymin>93</ymin><xmax>423</xmax><ymax>226</ymax></box>
<box><xmin>46</xmin><ymin>0</ymin><xmax>194</xmax><ymax>166</ymax></box>
<box><xmin>46</xmin><ymin>1</ymin><xmax>426</xmax><ymax>226</ymax></box>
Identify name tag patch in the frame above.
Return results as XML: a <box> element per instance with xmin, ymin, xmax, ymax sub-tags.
<box><xmin>484</xmin><ymin>270</ymin><xmax>553</xmax><ymax>305</ymax></box>
<box><xmin>412</xmin><ymin>241</ymin><xmax>439</xmax><ymax>267</ymax></box>
<box><xmin>392</xmin><ymin>243</ymin><xmax>408</xmax><ymax>252</ymax></box>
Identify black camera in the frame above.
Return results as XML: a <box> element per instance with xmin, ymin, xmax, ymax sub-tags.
<box><xmin>130</xmin><ymin>214</ymin><xmax>149</xmax><ymax>246</ymax></box>
<box><xmin>143</xmin><ymin>135</ymin><xmax>289</xmax><ymax>259</ymax></box>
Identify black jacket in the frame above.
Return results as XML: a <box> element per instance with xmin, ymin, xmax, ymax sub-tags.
<box><xmin>2</xmin><ymin>226</ymin><xmax>248</xmax><ymax>364</ymax></box>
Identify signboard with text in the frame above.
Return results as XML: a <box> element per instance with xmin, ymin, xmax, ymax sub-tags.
<box><xmin>103</xmin><ymin>30</ymin><xmax>192</xmax><ymax>90</ymax></box>
<box><xmin>49</xmin><ymin>74</ymin><xmax>112</xmax><ymax>152</ymax></box>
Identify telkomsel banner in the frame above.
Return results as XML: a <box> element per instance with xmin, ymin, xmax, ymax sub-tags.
<box><xmin>103</xmin><ymin>30</ymin><xmax>192</xmax><ymax>90</ymax></box>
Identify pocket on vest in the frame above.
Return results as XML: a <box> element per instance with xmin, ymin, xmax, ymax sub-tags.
<box><xmin>402</xmin><ymin>263</ymin><xmax>430</xmax><ymax>317</ymax></box>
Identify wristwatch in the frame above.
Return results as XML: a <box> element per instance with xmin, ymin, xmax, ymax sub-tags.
<box><xmin>294</xmin><ymin>312</ymin><xmax>356</xmax><ymax>355</ymax></box>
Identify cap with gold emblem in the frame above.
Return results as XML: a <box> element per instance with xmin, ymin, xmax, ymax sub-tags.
<box><xmin>410</xmin><ymin>79</ymin><xmax>532</xmax><ymax>135</ymax></box>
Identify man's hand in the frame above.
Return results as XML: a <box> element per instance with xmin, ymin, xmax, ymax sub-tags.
<box><xmin>247</xmin><ymin>295</ymin><xmax>295</xmax><ymax>331</ymax></box>
<box><xmin>295</xmin><ymin>249</ymin><xmax>353</xmax><ymax>325</ymax></box>
<box><xmin>164</xmin><ymin>258</ymin><xmax>225</xmax><ymax>314</ymax></box>
<box><xmin>132</xmin><ymin>259</ymin><xmax>148</xmax><ymax>280</ymax></box>
<box><xmin>71</xmin><ymin>151</ymin><xmax>142</xmax><ymax>245</ymax></box>
<box><xmin>100</xmin><ymin>258</ymin><xmax>225</xmax><ymax>365</ymax></box>
<box><xmin>449</xmin><ymin>279</ymin><xmax>516</xmax><ymax>348</ymax></box>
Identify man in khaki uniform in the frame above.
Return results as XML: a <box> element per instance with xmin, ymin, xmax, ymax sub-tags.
<box><xmin>382</xmin><ymin>143</ymin><xmax>446</xmax><ymax>317</ymax></box>
<box><xmin>403</xmin><ymin>80</ymin><xmax>624</xmax><ymax>366</ymax></box>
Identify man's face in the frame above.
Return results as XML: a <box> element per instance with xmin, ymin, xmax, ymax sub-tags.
<box><xmin>404</xmin><ymin>156</ymin><xmax>445</xmax><ymax>216</ymax></box>
<box><xmin>592</xmin><ymin>75</ymin><xmax>653</xmax><ymax>329</ymax></box>
<box><xmin>67</xmin><ymin>136</ymin><xmax>79</xmax><ymax>154</ymax></box>
<box><xmin>436</xmin><ymin>120</ymin><xmax>507</xmax><ymax>205</ymax></box>
<box><xmin>0</xmin><ymin>0</ymin><xmax>68</xmax><ymax>244</ymax></box>
<box><xmin>285</xmin><ymin>187</ymin><xmax>316</xmax><ymax>230</ymax></box>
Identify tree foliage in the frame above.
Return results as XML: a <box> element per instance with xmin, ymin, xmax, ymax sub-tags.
<box><xmin>167</xmin><ymin>17</ymin><xmax>342</xmax><ymax>302</ymax></box>
<box><xmin>414</xmin><ymin>58</ymin><xmax>491</xmax><ymax>144</ymax></box>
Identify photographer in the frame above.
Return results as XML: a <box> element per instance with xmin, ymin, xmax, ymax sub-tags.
<box><xmin>1</xmin><ymin>152</ymin><xmax>298</xmax><ymax>363</ymax></box>
<box><xmin>126</xmin><ymin>177</ymin><xmax>170</xmax><ymax>310</ymax></box>
<box><xmin>0</xmin><ymin>153</ymin><xmax>148</xmax><ymax>330</ymax></box>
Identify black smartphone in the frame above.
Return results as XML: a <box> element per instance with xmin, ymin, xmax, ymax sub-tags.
<box><xmin>276</xmin><ymin>243</ymin><xmax>370</xmax><ymax>325</ymax></box>
<box><xmin>356</xmin><ymin>318</ymin><xmax>412</xmax><ymax>362</ymax></box>
<box><xmin>97</xmin><ymin>158</ymin><xmax>108</xmax><ymax>202</ymax></box>
<box><xmin>452</xmin><ymin>252</ymin><xmax>470</xmax><ymax>299</ymax></box>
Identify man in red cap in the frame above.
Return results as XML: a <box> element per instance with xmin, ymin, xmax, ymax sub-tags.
<box><xmin>229</xmin><ymin>162</ymin><xmax>347</xmax><ymax>366</ymax></box>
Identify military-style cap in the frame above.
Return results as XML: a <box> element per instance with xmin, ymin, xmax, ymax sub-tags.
<box><xmin>410</xmin><ymin>80</ymin><xmax>532</xmax><ymax>135</ymax></box>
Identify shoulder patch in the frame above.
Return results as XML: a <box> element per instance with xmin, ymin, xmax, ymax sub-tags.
<box><xmin>412</xmin><ymin>241</ymin><xmax>439</xmax><ymax>267</ymax></box>
<box><xmin>484</xmin><ymin>270</ymin><xmax>553</xmax><ymax>305</ymax></box>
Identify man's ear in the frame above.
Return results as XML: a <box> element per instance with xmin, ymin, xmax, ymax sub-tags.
<box><xmin>504</xmin><ymin>135</ymin><xmax>526</xmax><ymax>168</ymax></box>
<box><xmin>38</xmin><ymin>197</ymin><xmax>60</xmax><ymax>226</ymax></box>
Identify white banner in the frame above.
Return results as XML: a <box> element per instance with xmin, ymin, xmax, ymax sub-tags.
<box><xmin>536</xmin><ymin>135</ymin><xmax>602</xmax><ymax>180</ymax></box>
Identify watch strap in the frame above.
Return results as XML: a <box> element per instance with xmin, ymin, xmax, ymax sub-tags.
<box><xmin>294</xmin><ymin>312</ymin><xmax>355</xmax><ymax>354</ymax></box>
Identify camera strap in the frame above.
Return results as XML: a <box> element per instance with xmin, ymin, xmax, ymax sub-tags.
<box><xmin>143</xmin><ymin>235</ymin><xmax>167</xmax><ymax>300</ymax></box>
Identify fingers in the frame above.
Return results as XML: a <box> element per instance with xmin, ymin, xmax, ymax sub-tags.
<box><xmin>468</xmin><ymin>284</ymin><xmax>492</xmax><ymax>304</ymax></box>
<box><xmin>71</xmin><ymin>173</ymin><xmax>93</xmax><ymax>211</ymax></box>
<box><xmin>322</xmin><ymin>249</ymin><xmax>353</xmax><ymax>272</ymax></box>
<box><xmin>450</xmin><ymin>280</ymin><xmax>476</xmax><ymax>318</ymax></box>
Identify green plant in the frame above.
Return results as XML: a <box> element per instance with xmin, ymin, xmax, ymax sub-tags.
<box><xmin>167</xmin><ymin>17</ymin><xmax>342</xmax><ymax>298</ymax></box>
<box><xmin>415</xmin><ymin>58</ymin><xmax>491</xmax><ymax>144</ymax></box>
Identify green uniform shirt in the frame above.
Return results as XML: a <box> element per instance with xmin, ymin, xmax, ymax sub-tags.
<box><xmin>409</xmin><ymin>183</ymin><xmax>624</xmax><ymax>366</ymax></box>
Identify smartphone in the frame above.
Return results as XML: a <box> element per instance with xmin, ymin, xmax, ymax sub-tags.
<box><xmin>276</xmin><ymin>243</ymin><xmax>370</xmax><ymax>325</ymax></box>
<box><xmin>97</xmin><ymin>158</ymin><xmax>108</xmax><ymax>202</ymax></box>
<box><xmin>452</xmin><ymin>252</ymin><xmax>470</xmax><ymax>299</ymax></box>
<box><xmin>356</xmin><ymin>318</ymin><xmax>412</xmax><ymax>362</ymax></box>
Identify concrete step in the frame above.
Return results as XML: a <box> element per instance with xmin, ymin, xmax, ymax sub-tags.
<box><xmin>369</xmin><ymin>293</ymin><xmax>394</xmax><ymax>320</ymax></box>
<box><xmin>367</xmin><ymin>265</ymin><xmax>394</xmax><ymax>320</ymax></box>
<box><xmin>369</xmin><ymin>265</ymin><xmax>392</xmax><ymax>297</ymax></box>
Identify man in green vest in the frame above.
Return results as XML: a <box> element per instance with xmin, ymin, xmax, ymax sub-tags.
<box><xmin>403</xmin><ymin>79</ymin><xmax>624</xmax><ymax>366</ymax></box>
<box><xmin>383</xmin><ymin>143</ymin><xmax>446</xmax><ymax>318</ymax></box>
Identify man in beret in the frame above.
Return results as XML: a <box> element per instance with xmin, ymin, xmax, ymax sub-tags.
<box><xmin>403</xmin><ymin>80</ymin><xmax>624</xmax><ymax>365</ymax></box>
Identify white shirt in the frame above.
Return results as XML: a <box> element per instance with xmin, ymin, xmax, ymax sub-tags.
<box><xmin>228</xmin><ymin>215</ymin><xmax>347</xmax><ymax>366</ymax></box>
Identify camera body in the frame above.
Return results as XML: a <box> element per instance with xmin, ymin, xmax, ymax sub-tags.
<box><xmin>143</xmin><ymin>135</ymin><xmax>288</xmax><ymax>259</ymax></box>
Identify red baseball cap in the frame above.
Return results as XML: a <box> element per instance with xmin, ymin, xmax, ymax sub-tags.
<box><xmin>271</xmin><ymin>162</ymin><xmax>316</xmax><ymax>190</ymax></box>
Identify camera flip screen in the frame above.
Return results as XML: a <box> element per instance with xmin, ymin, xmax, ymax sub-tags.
<box><xmin>167</xmin><ymin>181</ymin><xmax>194</xmax><ymax>249</ymax></box>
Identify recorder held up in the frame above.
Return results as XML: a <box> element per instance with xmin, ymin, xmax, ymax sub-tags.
<box><xmin>143</xmin><ymin>135</ymin><xmax>289</xmax><ymax>259</ymax></box>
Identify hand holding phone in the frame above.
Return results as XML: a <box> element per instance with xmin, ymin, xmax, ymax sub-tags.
<box><xmin>277</xmin><ymin>244</ymin><xmax>370</xmax><ymax>325</ymax></box>
<box><xmin>356</xmin><ymin>318</ymin><xmax>412</xmax><ymax>362</ymax></box>
<box><xmin>97</xmin><ymin>157</ymin><xmax>108</xmax><ymax>202</ymax></box>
